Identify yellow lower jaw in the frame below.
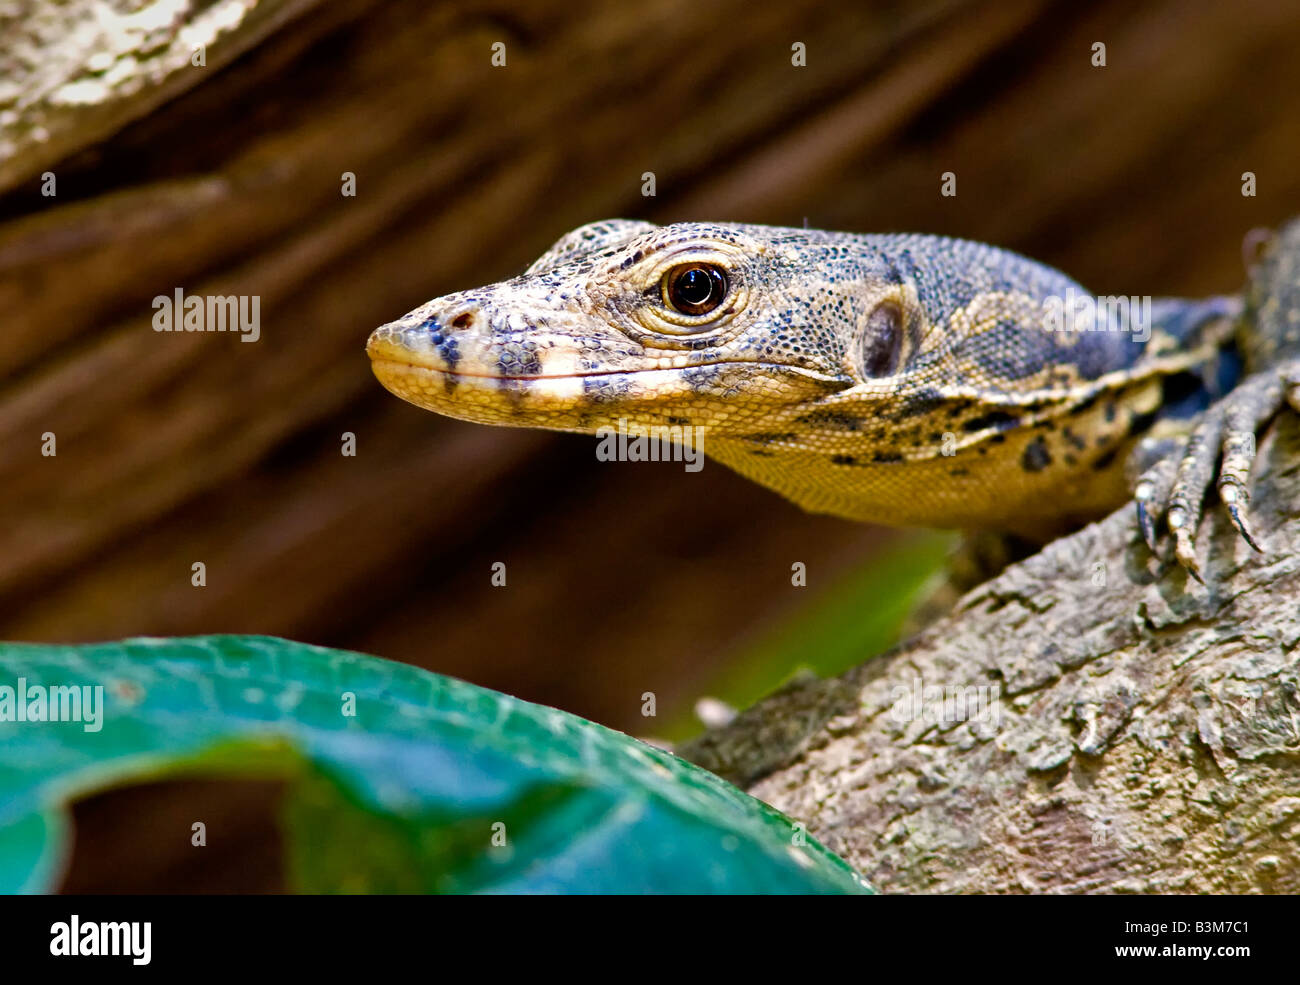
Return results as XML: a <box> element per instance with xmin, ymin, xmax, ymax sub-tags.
<box><xmin>368</xmin><ymin>357</ymin><xmax>744</xmax><ymax>434</ymax></box>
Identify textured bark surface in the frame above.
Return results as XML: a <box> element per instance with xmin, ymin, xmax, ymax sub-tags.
<box><xmin>685</xmin><ymin>415</ymin><xmax>1300</xmax><ymax>893</ymax></box>
<box><xmin>0</xmin><ymin>0</ymin><xmax>322</xmax><ymax>190</ymax></box>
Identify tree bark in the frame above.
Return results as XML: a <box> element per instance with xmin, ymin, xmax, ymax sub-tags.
<box><xmin>0</xmin><ymin>0</ymin><xmax>322</xmax><ymax>192</ymax></box>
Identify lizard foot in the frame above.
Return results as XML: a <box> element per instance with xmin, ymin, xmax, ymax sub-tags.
<box><xmin>1130</xmin><ymin>362</ymin><xmax>1300</xmax><ymax>578</ymax></box>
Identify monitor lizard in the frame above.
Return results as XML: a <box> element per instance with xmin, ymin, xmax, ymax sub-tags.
<box><xmin>366</xmin><ymin>217</ymin><xmax>1300</xmax><ymax>583</ymax></box>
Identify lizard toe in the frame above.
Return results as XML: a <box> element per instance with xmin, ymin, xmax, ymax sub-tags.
<box><xmin>1134</xmin><ymin>490</ymin><xmax>1159</xmax><ymax>552</ymax></box>
<box><xmin>1133</xmin><ymin>467</ymin><xmax>1172</xmax><ymax>552</ymax></box>
<box><xmin>1128</xmin><ymin>436</ymin><xmax>1182</xmax><ymax>552</ymax></box>
<box><xmin>1161</xmin><ymin>409</ymin><xmax>1225</xmax><ymax>572</ymax></box>
<box><xmin>1172</xmin><ymin>520</ymin><xmax>1205</xmax><ymax>583</ymax></box>
<box><xmin>1212</xmin><ymin>365</ymin><xmax>1295</xmax><ymax>551</ymax></box>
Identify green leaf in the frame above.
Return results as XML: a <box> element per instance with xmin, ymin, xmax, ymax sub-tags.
<box><xmin>0</xmin><ymin>635</ymin><xmax>870</xmax><ymax>894</ymax></box>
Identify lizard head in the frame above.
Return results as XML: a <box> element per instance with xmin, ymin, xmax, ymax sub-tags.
<box><xmin>366</xmin><ymin>218</ymin><xmax>1145</xmax><ymax>529</ymax></box>
<box><xmin>365</xmin><ymin>219</ymin><xmax>915</xmax><ymax>434</ymax></box>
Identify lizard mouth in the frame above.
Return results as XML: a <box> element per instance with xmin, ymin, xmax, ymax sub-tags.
<box><xmin>366</xmin><ymin>323</ymin><xmax>849</xmax><ymax>388</ymax></box>
<box><xmin>367</xmin><ymin>351</ymin><xmax>850</xmax><ymax>429</ymax></box>
<box><xmin>366</xmin><ymin>323</ymin><xmax>851</xmax><ymax>433</ymax></box>
<box><xmin>368</xmin><ymin>356</ymin><xmax>844</xmax><ymax>385</ymax></box>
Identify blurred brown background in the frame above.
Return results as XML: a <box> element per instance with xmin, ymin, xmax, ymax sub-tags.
<box><xmin>2</xmin><ymin>0</ymin><xmax>1298</xmax><ymax>776</ymax></box>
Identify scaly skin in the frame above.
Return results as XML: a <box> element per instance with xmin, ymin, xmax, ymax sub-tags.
<box><xmin>367</xmin><ymin>218</ymin><xmax>1300</xmax><ymax>570</ymax></box>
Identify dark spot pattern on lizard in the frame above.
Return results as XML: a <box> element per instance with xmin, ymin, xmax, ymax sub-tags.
<box><xmin>1022</xmin><ymin>436</ymin><xmax>1052</xmax><ymax>473</ymax></box>
<box><xmin>1092</xmin><ymin>446</ymin><xmax>1120</xmax><ymax>471</ymax></box>
<box><xmin>964</xmin><ymin>410</ymin><xmax>1020</xmax><ymax>433</ymax></box>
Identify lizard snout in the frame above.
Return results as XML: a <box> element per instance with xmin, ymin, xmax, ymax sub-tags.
<box><xmin>365</xmin><ymin>290</ymin><xmax>598</xmax><ymax>425</ymax></box>
<box><xmin>366</xmin><ymin>298</ymin><xmax>491</xmax><ymax>377</ymax></box>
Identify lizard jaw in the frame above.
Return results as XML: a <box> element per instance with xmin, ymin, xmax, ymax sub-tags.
<box><xmin>367</xmin><ymin>309</ymin><xmax>849</xmax><ymax>431</ymax></box>
<box><xmin>367</xmin><ymin>351</ymin><xmax>845</xmax><ymax>433</ymax></box>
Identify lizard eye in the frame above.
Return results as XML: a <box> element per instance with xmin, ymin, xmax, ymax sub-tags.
<box><xmin>858</xmin><ymin>301</ymin><xmax>903</xmax><ymax>377</ymax></box>
<box><xmin>663</xmin><ymin>263</ymin><xmax>728</xmax><ymax>317</ymax></box>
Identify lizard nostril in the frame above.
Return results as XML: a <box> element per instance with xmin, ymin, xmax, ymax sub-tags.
<box><xmin>451</xmin><ymin>311</ymin><xmax>476</xmax><ymax>330</ymax></box>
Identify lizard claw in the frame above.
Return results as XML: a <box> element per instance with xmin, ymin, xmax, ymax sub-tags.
<box><xmin>1219</xmin><ymin>481</ymin><xmax>1264</xmax><ymax>552</ymax></box>
<box><xmin>1226</xmin><ymin>503</ymin><xmax>1263</xmax><ymax>553</ymax></box>
<box><xmin>1134</xmin><ymin>482</ymin><xmax>1159</xmax><ymax>552</ymax></box>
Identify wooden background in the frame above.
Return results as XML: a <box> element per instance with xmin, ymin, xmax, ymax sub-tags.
<box><xmin>3</xmin><ymin>0</ymin><xmax>1299</xmax><ymax>889</ymax></box>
